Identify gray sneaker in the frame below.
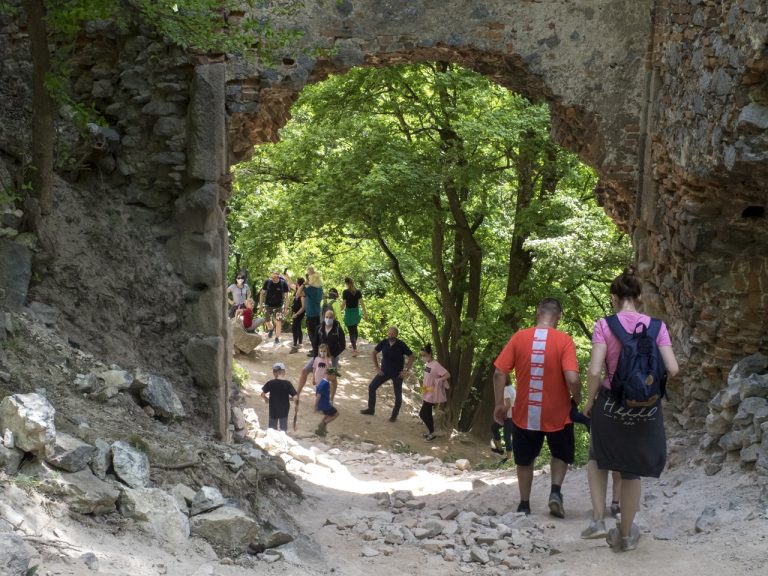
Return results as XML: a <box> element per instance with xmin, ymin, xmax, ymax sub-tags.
<box><xmin>548</xmin><ymin>492</ymin><xmax>565</xmax><ymax>518</ymax></box>
<box><xmin>621</xmin><ymin>523</ymin><xmax>641</xmax><ymax>551</ymax></box>
<box><xmin>606</xmin><ymin>527</ymin><xmax>621</xmax><ymax>549</ymax></box>
<box><xmin>580</xmin><ymin>519</ymin><xmax>607</xmax><ymax>539</ymax></box>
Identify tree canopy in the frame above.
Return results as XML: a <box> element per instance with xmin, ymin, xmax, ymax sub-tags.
<box><xmin>230</xmin><ymin>62</ymin><xmax>632</xmax><ymax>441</ymax></box>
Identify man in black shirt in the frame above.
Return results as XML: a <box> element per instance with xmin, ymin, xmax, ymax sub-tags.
<box><xmin>260</xmin><ymin>270</ymin><xmax>291</xmax><ymax>345</ymax></box>
<box><xmin>360</xmin><ymin>326</ymin><xmax>415</xmax><ymax>422</ymax></box>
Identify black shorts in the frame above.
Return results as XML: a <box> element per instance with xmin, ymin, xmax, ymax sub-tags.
<box><xmin>321</xmin><ymin>407</ymin><xmax>338</xmax><ymax>417</ymax></box>
<box><xmin>512</xmin><ymin>423</ymin><xmax>574</xmax><ymax>466</ymax></box>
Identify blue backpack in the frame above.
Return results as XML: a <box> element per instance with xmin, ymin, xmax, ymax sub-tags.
<box><xmin>605</xmin><ymin>315</ymin><xmax>667</xmax><ymax>408</ymax></box>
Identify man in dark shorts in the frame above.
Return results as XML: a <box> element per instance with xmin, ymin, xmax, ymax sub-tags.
<box><xmin>360</xmin><ymin>326</ymin><xmax>415</xmax><ymax>423</ymax></box>
<box><xmin>261</xmin><ymin>362</ymin><xmax>297</xmax><ymax>431</ymax></box>
<box><xmin>493</xmin><ymin>298</ymin><xmax>581</xmax><ymax>517</ymax></box>
<box><xmin>259</xmin><ymin>270</ymin><xmax>291</xmax><ymax>345</ymax></box>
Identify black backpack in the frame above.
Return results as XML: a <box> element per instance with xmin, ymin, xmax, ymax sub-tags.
<box><xmin>605</xmin><ymin>315</ymin><xmax>667</xmax><ymax>408</ymax></box>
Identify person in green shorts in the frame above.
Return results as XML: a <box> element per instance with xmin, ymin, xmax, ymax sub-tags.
<box><xmin>340</xmin><ymin>277</ymin><xmax>368</xmax><ymax>357</ymax></box>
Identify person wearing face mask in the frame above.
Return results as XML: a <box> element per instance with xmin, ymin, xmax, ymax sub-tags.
<box><xmin>418</xmin><ymin>344</ymin><xmax>450</xmax><ymax>441</ymax></box>
<box><xmin>360</xmin><ymin>326</ymin><xmax>415</xmax><ymax>423</ymax></box>
<box><xmin>226</xmin><ymin>274</ymin><xmax>250</xmax><ymax>318</ymax></box>
<box><xmin>294</xmin><ymin>309</ymin><xmax>346</xmax><ymax>406</ymax></box>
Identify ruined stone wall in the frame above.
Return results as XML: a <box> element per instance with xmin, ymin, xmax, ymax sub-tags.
<box><xmin>635</xmin><ymin>0</ymin><xmax>768</xmax><ymax>428</ymax></box>
<box><xmin>1</xmin><ymin>1</ymin><xmax>766</xmax><ymax>439</ymax></box>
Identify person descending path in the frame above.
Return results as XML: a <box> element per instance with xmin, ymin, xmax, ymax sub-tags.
<box><xmin>580</xmin><ymin>267</ymin><xmax>679</xmax><ymax>551</ymax></box>
<box><xmin>259</xmin><ymin>270</ymin><xmax>291</xmax><ymax>344</ymax></box>
<box><xmin>360</xmin><ymin>327</ymin><xmax>415</xmax><ymax>423</ymax></box>
<box><xmin>493</xmin><ymin>298</ymin><xmax>581</xmax><ymax>518</ymax></box>
<box><xmin>290</xmin><ymin>277</ymin><xmax>306</xmax><ymax>353</ymax></box>
<box><xmin>341</xmin><ymin>277</ymin><xmax>368</xmax><ymax>357</ymax></box>
<box><xmin>303</xmin><ymin>267</ymin><xmax>324</xmax><ymax>354</ymax></box>
<box><xmin>418</xmin><ymin>344</ymin><xmax>449</xmax><ymax>441</ymax></box>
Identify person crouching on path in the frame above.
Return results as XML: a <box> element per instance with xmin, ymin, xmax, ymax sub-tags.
<box><xmin>493</xmin><ymin>298</ymin><xmax>581</xmax><ymax>517</ymax></box>
<box><xmin>315</xmin><ymin>367</ymin><xmax>340</xmax><ymax>437</ymax></box>
<box><xmin>360</xmin><ymin>326</ymin><xmax>415</xmax><ymax>423</ymax></box>
<box><xmin>580</xmin><ymin>267</ymin><xmax>679</xmax><ymax>551</ymax></box>
<box><xmin>261</xmin><ymin>362</ymin><xmax>297</xmax><ymax>432</ymax></box>
<box><xmin>418</xmin><ymin>344</ymin><xmax>449</xmax><ymax>441</ymax></box>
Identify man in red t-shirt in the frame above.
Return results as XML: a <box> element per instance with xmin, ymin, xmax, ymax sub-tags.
<box><xmin>493</xmin><ymin>298</ymin><xmax>581</xmax><ymax>518</ymax></box>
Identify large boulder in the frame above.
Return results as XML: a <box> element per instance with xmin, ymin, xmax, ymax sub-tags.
<box><xmin>0</xmin><ymin>532</ymin><xmax>29</xmax><ymax>576</ymax></box>
<box><xmin>118</xmin><ymin>487</ymin><xmax>190</xmax><ymax>545</ymax></box>
<box><xmin>728</xmin><ymin>353</ymin><xmax>768</xmax><ymax>388</ymax></box>
<box><xmin>0</xmin><ymin>393</ymin><xmax>56</xmax><ymax>457</ymax></box>
<box><xmin>189</xmin><ymin>506</ymin><xmax>264</xmax><ymax>551</ymax></box>
<box><xmin>0</xmin><ymin>445</ymin><xmax>24</xmax><ymax>475</ymax></box>
<box><xmin>61</xmin><ymin>469</ymin><xmax>121</xmax><ymax>515</ymax></box>
<box><xmin>111</xmin><ymin>441</ymin><xmax>150</xmax><ymax>488</ymax></box>
<box><xmin>93</xmin><ymin>370</ymin><xmax>134</xmax><ymax>401</ymax></box>
<box><xmin>232</xmin><ymin>322</ymin><xmax>262</xmax><ymax>355</ymax></box>
<box><xmin>89</xmin><ymin>438</ymin><xmax>112</xmax><ymax>480</ymax></box>
<box><xmin>46</xmin><ymin>432</ymin><xmax>96</xmax><ymax>472</ymax></box>
<box><xmin>189</xmin><ymin>486</ymin><xmax>225</xmax><ymax>516</ymax></box>
<box><xmin>133</xmin><ymin>370</ymin><xmax>185</xmax><ymax>419</ymax></box>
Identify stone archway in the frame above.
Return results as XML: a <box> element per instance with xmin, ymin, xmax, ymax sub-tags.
<box><xmin>2</xmin><ymin>1</ymin><xmax>765</xmax><ymax>439</ymax></box>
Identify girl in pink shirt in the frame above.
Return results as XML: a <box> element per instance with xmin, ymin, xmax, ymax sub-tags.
<box><xmin>418</xmin><ymin>344</ymin><xmax>450</xmax><ymax>441</ymax></box>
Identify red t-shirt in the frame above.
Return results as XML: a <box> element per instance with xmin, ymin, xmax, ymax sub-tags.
<box><xmin>494</xmin><ymin>327</ymin><xmax>579</xmax><ymax>432</ymax></box>
<box><xmin>241</xmin><ymin>308</ymin><xmax>254</xmax><ymax>330</ymax></box>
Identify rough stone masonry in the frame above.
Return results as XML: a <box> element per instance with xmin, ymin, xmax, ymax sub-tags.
<box><xmin>0</xmin><ymin>1</ymin><xmax>765</xmax><ymax>437</ymax></box>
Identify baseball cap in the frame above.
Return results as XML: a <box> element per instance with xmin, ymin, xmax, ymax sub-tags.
<box><xmin>272</xmin><ymin>362</ymin><xmax>286</xmax><ymax>371</ymax></box>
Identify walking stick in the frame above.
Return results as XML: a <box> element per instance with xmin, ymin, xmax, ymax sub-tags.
<box><xmin>293</xmin><ymin>400</ymin><xmax>299</xmax><ymax>431</ymax></box>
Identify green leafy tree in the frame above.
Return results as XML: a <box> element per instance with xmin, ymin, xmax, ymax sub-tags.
<box><xmin>231</xmin><ymin>63</ymin><xmax>632</xmax><ymax>436</ymax></box>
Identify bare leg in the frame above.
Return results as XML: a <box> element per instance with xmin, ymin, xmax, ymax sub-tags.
<box><xmin>587</xmin><ymin>460</ymin><xmax>609</xmax><ymax>521</ymax></box>
<box><xmin>517</xmin><ymin>464</ymin><xmax>534</xmax><ymax>501</ymax></box>
<box><xmin>619</xmin><ymin>478</ymin><xmax>641</xmax><ymax>537</ymax></box>
<box><xmin>550</xmin><ymin>457</ymin><xmax>568</xmax><ymax>488</ymax></box>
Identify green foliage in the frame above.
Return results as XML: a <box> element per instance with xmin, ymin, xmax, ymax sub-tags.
<box><xmin>391</xmin><ymin>440</ymin><xmax>413</xmax><ymax>454</ymax></box>
<box><xmin>230</xmin><ymin>63</ymin><xmax>632</xmax><ymax>428</ymax></box>
<box><xmin>232</xmin><ymin>360</ymin><xmax>250</xmax><ymax>389</ymax></box>
<box><xmin>12</xmin><ymin>474</ymin><xmax>42</xmax><ymax>494</ymax></box>
<box><xmin>26</xmin><ymin>566</ymin><xmax>39</xmax><ymax>576</ymax></box>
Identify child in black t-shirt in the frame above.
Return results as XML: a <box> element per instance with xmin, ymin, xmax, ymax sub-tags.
<box><xmin>261</xmin><ymin>362</ymin><xmax>297</xmax><ymax>431</ymax></box>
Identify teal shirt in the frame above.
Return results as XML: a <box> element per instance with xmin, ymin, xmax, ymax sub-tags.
<box><xmin>304</xmin><ymin>285</ymin><xmax>323</xmax><ymax>317</ymax></box>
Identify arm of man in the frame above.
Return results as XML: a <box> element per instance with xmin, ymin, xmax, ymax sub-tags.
<box><xmin>226</xmin><ymin>285</ymin><xmax>234</xmax><ymax>305</ymax></box>
<box><xmin>401</xmin><ymin>352</ymin><xmax>415</xmax><ymax>379</ymax></box>
<box><xmin>565</xmin><ymin>370</ymin><xmax>581</xmax><ymax>404</ymax></box>
<box><xmin>259</xmin><ymin>288</ymin><xmax>266</xmax><ymax>308</ymax></box>
<box><xmin>493</xmin><ymin>369</ymin><xmax>509</xmax><ymax>422</ymax></box>
<box><xmin>372</xmin><ymin>348</ymin><xmax>383</xmax><ymax>375</ymax></box>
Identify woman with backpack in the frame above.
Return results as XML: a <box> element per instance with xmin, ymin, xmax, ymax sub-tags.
<box><xmin>580</xmin><ymin>266</ymin><xmax>679</xmax><ymax>551</ymax></box>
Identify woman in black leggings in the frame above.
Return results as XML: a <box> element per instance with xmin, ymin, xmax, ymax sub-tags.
<box><xmin>341</xmin><ymin>277</ymin><xmax>367</xmax><ymax>357</ymax></box>
<box><xmin>289</xmin><ymin>278</ymin><xmax>305</xmax><ymax>353</ymax></box>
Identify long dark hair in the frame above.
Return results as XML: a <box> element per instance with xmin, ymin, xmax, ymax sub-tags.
<box><xmin>344</xmin><ymin>276</ymin><xmax>357</xmax><ymax>295</ymax></box>
<box><xmin>610</xmin><ymin>266</ymin><xmax>642</xmax><ymax>302</ymax></box>
<box><xmin>421</xmin><ymin>343</ymin><xmax>433</xmax><ymax>357</ymax></box>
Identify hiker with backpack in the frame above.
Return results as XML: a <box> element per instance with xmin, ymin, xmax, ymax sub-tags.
<box><xmin>580</xmin><ymin>266</ymin><xmax>679</xmax><ymax>551</ymax></box>
<box><xmin>259</xmin><ymin>270</ymin><xmax>291</xmax><ymax>345</ymax></box>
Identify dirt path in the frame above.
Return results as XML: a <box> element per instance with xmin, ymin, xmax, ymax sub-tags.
<box><xmin>238</xmin><ymin>340</ymin><xmax>768</xmax><ymax>576</ymax></box>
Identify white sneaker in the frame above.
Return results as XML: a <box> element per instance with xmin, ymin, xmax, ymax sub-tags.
<box><xmin>581</xmin><ymin>519</ymin><xmax>607</xmax><ymax>539</ymax></box>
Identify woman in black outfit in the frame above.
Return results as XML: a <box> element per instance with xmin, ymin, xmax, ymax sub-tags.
<box><xmin>289</xmin><ymin>277</ymin><xmax>305</xmax><ymax>354</ymax></box>
<box><xmin>341</xmin><ymin>277</ymin><xmax>368</xmax><ymax>357</ymax></box>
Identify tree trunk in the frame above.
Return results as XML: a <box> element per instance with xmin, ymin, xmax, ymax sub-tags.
<box><xmin>22</xmin><ymin>0</ymin><xmax>54</xmax><ymax>242</ymax></box>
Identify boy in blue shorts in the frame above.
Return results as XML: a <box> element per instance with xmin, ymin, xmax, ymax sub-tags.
<box><xmin>315</xmin><ymin>367</ymin><xmax>340</xmax><ymax>437</ymax></box>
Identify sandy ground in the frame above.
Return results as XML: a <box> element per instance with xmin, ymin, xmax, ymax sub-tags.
<box><xmin>7</xmin><ymin>337</ymin><xmax>768</xmax><ymax>576</ymax></box>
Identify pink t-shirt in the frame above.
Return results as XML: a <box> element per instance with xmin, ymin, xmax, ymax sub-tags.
<box><xmin>593</xmin><ymin>311</ymin><xmax>672</xmax><ymax>389</ymax></box>
<box><xmin>422</xmin><ymin>360</ymin><xmax>449</xmax><ymax>404</ymax></box>
<box><xmin>312</xmin><ymin>356</ymin><xmax>329</xmax><ymax>384</ymax></box>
